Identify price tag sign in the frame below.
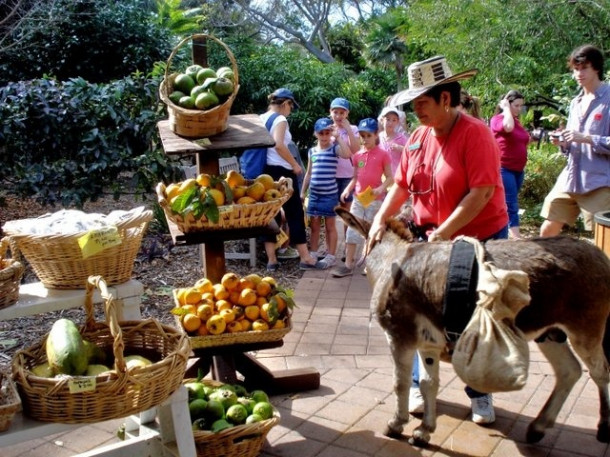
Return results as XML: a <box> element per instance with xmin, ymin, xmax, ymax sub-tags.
<box><xmin>356</xmin><ymin>186</ymin><xmax>375</xmax><ymax>208</ymax></box>
<box><xmin>68</xmin><ymin>377</ymin><xmax>97</xmax><ymax>393</ymax></box>
<box><xmin>78</xmin><ymin>226</ymin><xmax>122</xmax><ymax>259</ymax></box>
<box><xmin>275</xmin><ymin>229</ymin><xmax>289</xmax><ymax>249</ymax></box>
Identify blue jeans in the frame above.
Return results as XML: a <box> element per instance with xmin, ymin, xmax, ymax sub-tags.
<box><xmin>501</xmin><ymin>167</ymin><xmax>525</xmax><ymax>228</ymax></box>
<box><xmin>411</xmin><ymin>224</ymin><xmax>508</xmax><ymax>398</ymax></box>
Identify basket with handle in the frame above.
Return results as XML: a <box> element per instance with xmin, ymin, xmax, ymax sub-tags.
<box><xmin>187</xmin><ymin>379</ymin><xmax>280</xmax><ymax>457</ymax></box>
<box><xmin>159</xmin><ymin>34</ymin><xmax>240</xmax><ymax>138</ymax></box>
<box><xmin>0</xmin><ymin>371</ymin><xmax>21</xmax><ymax>432</ymax></box>
<box><xmin>11</xmin><ymin>275</ymin><xmax>191</xmax><ymax>423</ymax></box>
<box><xmin>157</xmin><ymin>177</ymin><xmax>292</xmax><ymax>233</ymax></box>
<box><xmin>3</xmin><ymin>209</ymin><xmax>152</xmax><ymax>289</ymax></box>
<box><xmin>0</xmin><ymin>237</ymin><xmax>24</xmax><ymax>310</ymax></box>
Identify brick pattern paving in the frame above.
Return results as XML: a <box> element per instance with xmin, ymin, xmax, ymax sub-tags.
<box><xmin>2</xmin><ymin>266</ymin><xmax>609</xmax><ymax>456</ymax></box>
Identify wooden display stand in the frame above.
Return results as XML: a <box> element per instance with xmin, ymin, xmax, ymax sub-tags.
<box><xmin>157</xmin><ymin>115</ymin><xmax>320</xmax><ymax>394</ymax></box>
<box><xmin>595</xmin><ymin>211</ymin><xmax>610</xmax><ymax>257</ymax></box>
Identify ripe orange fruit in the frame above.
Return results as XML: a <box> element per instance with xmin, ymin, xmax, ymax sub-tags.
<box><xmin>244</xmin><ymin>305</ymin><xmax>260</xmax><ymax>321</ymax></box>
<box><xmin>196</xmin><ymin>173</ymin><xmax>212</xmax><ymax>187</ymax></box>
<box><xmin>255</xmin><ymin>174</ymin><xmax>275</xmax><ymax>191</ymax></box>
<box><xmin>196</xmin><ymin>303</ymin><xmax>214</xmax><ymax>321</ymax></box>
<box><xmin>220</xmin><ymin>308</ymin><xmax>236</xmax><ymax>323</ymax></box>
<box><xmin>206</xmin><ymin>314</ymin><xmax>226</xmax><ymax>334</ymax></box>
<box><xmin>256</xmin><ymin>296</ymin><xmax>267</xmax><ymax>307</ymax></box>
<box><xmin>215</xmin><ymin>299</ymin><xmax>232</xmax><ymax>312</ymax></box>
<box><xmin>237</xmin><ymin>277</ymin><xmax>255</xmax><ymax>292</ymax></box>
<box><xmin>238</xmin><ymin>288</ymin><xmax>257</xmax><ymax>306</ymax></box>
<box><xmin>228</xmin><ymin>290</ymin><xmax>241</xmax><ymax>305</ymax></box>
<box><xmin>240</xmin><ymin>319</ymin><xmax>252</xmax><ymax>331</ymax></box>
<box><xmin>272</xmin><ymin>319</ymin><xmax>286</xmax><ymax>329</ymax></box>
<box><xmin>207</xmin><ymin>188</ymin><xmax>225</xmax><ymax>206</ymax></box>
<box><xmin>201</xmin><ymin>292</ymin><xmax>215</xmax><ymax>302</ymax></box>
<box><xmin>221</xmin><ymin>272</ymin><xmax>240</xmax><ymax>291</ymax></box>
<box><xmin>255</xmin><ymin>281</ymin><xmax>272</xmax><ymax>297</ymax></box>
<box><xmin>226</xmin><ymin>170</ymin><xmax>245</xmax><ymax>189</ymax></box>
<box><xmin>194</xmin><ymin>278</ymin><xmax>214</xmax><ymax>294</ymax></box>
<box><xmin>184</xmin><ymin>288</ymin><xmax>202</xmax><ymax>305</ymax></box>
<box><xmin>196</xmin><ymin>324</ymin><xmax>209</xmax><ymax>336</ymax></box>
<box><xmin>178</xmin><ymin>178</ymin><xmax>198</xmax><ymax>195</ymax></box>
<box><xmin>183</xmin><ymin>313</ymin><xmax>202</xmax><ymax>333</ymax></box>
<box><xmin>181</xmin><ymin>304</ymin><xmax>197</xmax><ymax>315</ymax></box>
<box><xmin>261</xmin><ymin>276</ymin><xmax>277</xmax><ymax>287</ymax></box>
<box><xmin>226</xmin><ymin>321</ymin><xmax>242</xmax><ymax>333</ymax></box>
<box><xmin>165</xmin><ymin>183</ymin><xmax>181</xmax><ymax>201</ymax></box>
<box><xmin>213</xmin><ymin>284</ymin><xmax>229</xmax><ymax>300</ymax></box>
<box><xmin>273</xmin><ymin>294</ymin><xmax>287</xmax><ymax>313</ymax></box>
<box><xmin>246</xmin><ymin>182</ymin><xmax>265</xmax><ymax>201</ymax></box>
<box><xmin>251</xmin><ymin>319</ymin><xmax>269</xmax><ymax>331</ymax></box>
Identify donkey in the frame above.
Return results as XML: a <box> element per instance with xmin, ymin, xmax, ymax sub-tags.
<box><xmin>336</xmin><ymin>207</ymin><xmax>610</xmax><ymax>446</ymax></box>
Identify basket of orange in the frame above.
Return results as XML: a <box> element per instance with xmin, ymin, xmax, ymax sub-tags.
<box><xmin>156</xmin><ymin>172</ymin><xmax>292</xmax><ymax>233</ymax></box>
<box><xmin>171</xmin><ymin>272</ymin><xmax>293</xmax><ymax>349</ymax></box>
<box><xmin>185</xmin><ymin>378</ymin><xmax>279</xmax><ymax>457</ymax></box>
<box><xmin>159</xmin><ymin>34</ymin><xmax>240</xmax><ymax>138</ymax></box>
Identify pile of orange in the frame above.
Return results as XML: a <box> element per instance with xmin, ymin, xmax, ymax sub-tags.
<box><xmin>172</xmin><ymin>272</ymin><xmax>293</xmax><ymax>336</ymax></box>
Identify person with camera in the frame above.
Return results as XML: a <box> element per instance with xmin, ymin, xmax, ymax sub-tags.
<box><xmin>540</xmin><ymin>44</ymin><xmax>610</xmax><ymax>237</ymax></box>
<box><xmin>491</xmin><ymin>90</ymin><xmax>530</xmax><ymax>239</ymax></box>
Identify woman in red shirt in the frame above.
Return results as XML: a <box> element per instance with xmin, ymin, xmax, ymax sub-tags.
<box><xmin>490</xmin><ymin>90</ymin><xmax>530</xmax><ymax>239</ymax></box>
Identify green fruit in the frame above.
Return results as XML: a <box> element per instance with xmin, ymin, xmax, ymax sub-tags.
<box><xmin>204</xmin><ymin>399</ymin><xmax>225</xmax><ymax>420</ymax></box>
<box><xmin>212</xmin><ymin>77</ymin><xmax>234</xmax><ymax>96</ymax></box>
<box><xmin>201</xmin><ymin>77</ymin><xmax>218</xmax><ymax>90</ymax></box>
<box><xmin>124</xmin><ymin>355</ymin><xmax>153</xmax><ymax>369</ymax></box>
<box><xmin>179</xmin><ymin>96</ymin><xmax>196</xmax><ymax>109</ymax></box>
<box><xmin>225</xmin><ymin>404</ymin><xmax>248</xmax><ymax>425</ymax></box>
<box><xmin>46</xmin><ymin>318</ymin><xmax>88</xmax><ymax>376</ymax></box>
<box><xmin>190</xmin><ymin>85</ymin><xmax>207</xmax><ymax>98</ymax></box>
<box><xmin>189</xmin><ymin>398</ymin><xmax>208</xmax><ymax>421</ymax></box>
<box><xmin>86</xmin><ymin>364</ymin><xmax>111</xmax><ymax>376</ymax></box>
<box><xmin>252</xmin><ymin>401</ymin><xmax>273</xmax><ymax>420</ymax></box>
<box><xmin>249</xmin><ymin>390</ymin><xmax>269</xmax><ymax>404</ymax></box>
<box><xmin>211</xmin><ymin>418</ymin><xmax>233</xmax><ymax>433</ymax></box>
<box><xmin>216</xmin><ymin>66</ymin><xmax>234</xmax><ymax>81</ymax></box>
<box><xmin>185</xmin><ymin>64</ymin><xmax>204</xmax><ymax>80</ymax></box>
<box><xmin>237</xmin><ymin>397</ymin><xmax>256</xmax><ymax>414</ymax></box>
<box><xmin>209</xmin><ymin>388</ymin><xmax>238</xmax><ymax>410</ymax></box>
<box><xmin>174</xmin><ymin>73</ymin><xmax>196</xmax><ymax>94</ymax></box>
<box><xmin>169</xmin><ymin>90</ymin><xmax>186</xmax><ymax>105</ymax></box>
<box><xmin>192</xmin><ymin>417</ymin><xmax>212</xmax><ymax>431</ymax></box>
<box><xmin>203</xmin><ymin>385</ymin><xmax>216</xmax><ymax>398</ymax></box>
<box><xmin>232</xmin><ymin>383</ymin><xmax>248</xmax><ymax>397</ymax></box>
<box><xmin>31</xmin><ymin>362</ymin><xmax>54</xmax><ymax>378</ymax></box>
<box><xmin>195</xmin><ymin>91</ymin><xmax>219</xmax><ymax>110</ymax></box>
<box><xmin>184</xmin><ymin>382</ymin><xmax>207</xmax><ymax>401</ymax></box>
<box><xmin>245</xmin><ymin>414</ymin><xmax>263</xmax><ymax>424</ymax></box>
<box><xmin>196</xmin><ymin>67</ymin><xmax>217</xmax><ymax>84</ymax></box>
<box><xmin>83</xmin><ymin>339</ymin><xmax>107</xmax><ymax>364</ymax></box>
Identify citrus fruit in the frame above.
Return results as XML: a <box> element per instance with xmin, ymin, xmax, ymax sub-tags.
<box><xmin>183</xmin><ymin>287</ymin><xmax>202</xmax><ymax>305</ymax></box>
<box><xmin>244</xmin><ymin>305</ymin><xmax>260</xmax><ymax>321</ymax></box>
<box><xmin>195</xmin><ymin>91</ymin><xmax>219</xmax><ymax>110</ymax></box>
<box><xmin>251</xmin><ymin>319</ymin><xmax>269</xmax><ymax>331</ymax></box>
<box><xmin>207</xmin><ymin>188</ymin><xmax>225</xmax><ymax>206</ymax></box>
<box><xmin>174</xmin><ymin>73</ymin><xmax>196</xmax><ymax>94</ymax></box>
<box><xmin>213</xmin><ymin>284</ymin><xmax>229</xmax><ymax>300</ymax></box>
<box><xmin>196</xmin><ymin>173</ymin><xmax>212</xmax><ymax>187</ymax></box>
<box><xmin>189</xmin><ymin>398</ymin><xmax>208</xmax><ymax>420</ymax></box>
<box><xmin>212</xmin><ymin>77</ymin><xmax>234</xmax><ymax>96</ymax></box>
<box><xmin>215</xmin><ymin>299</ymin><xmax>232</xmax><ymax>311</ymax></box>
<box><xmin>196</xmin><ymin>67</ymin><xmax>217</xmax><ymax>84</ymax></box>
<box><xmin>250</xmin><ymin>390</ymin><xmax>270</xmax><ymax>403</ymax></box>
<box><xmin>221</xmin><ymin>272</ymin><xmax>240</xmax><ymax>290</ymax></box>
<box><xmin>165</xmin><ymin>183</ymin><xmax>181</xmax><ymax>201</ymax></box>
<box><xmin>226</xmin><ymin>320</ymin><xmax>242</xmax><ymax>333</ymax></box>
<box><xmin>255</xmin><ymin>281</ymin><xmax>272</xmax><ymax>297</ymax></box>
<box><xmin>185</xmin><ymin>64</ymin><xmax>204</xmax><ymax>80</ymax></box>
<box><xmin>211</xmin><ymin>418</ymin><xmax>232</xmax><ymax>432</ymax></box>
<box><xmin>226</xmin><ymin>404</ymin><xmax>248</xmax><ymax>425</ymax></box>
<box><xmin>206</xmin><ymin>314</ymin><xmax>226</xmax><ymax>334</ymax></box>
<box><xmin>245</xmin><ymin>414</ymin><xmax>264</xmax><ymax>424</ymax></box>
<box><xmin>169</xmin><ymin>90</ymin><xmax>186</xmax><ymax>105</ymax></box>
<box><xmin>246</xmin><ymin>181</ymin><xmax>265</xmax><ymax>201</ymax></box>
<box><xmin>183</xmin><ymin>313</ymin><xmax>202</xmax><ymax>333</ymax></box>
<box><xmin>204</xmin><ymin>399</ymin><xmax>225</xmax><ymax>420</ymax></box>
<box><xmin>179</xmin><ymin>95</ymin><xmax>196</xmax><ymax>109</ymax></box>
<box><xmin>219</xmin><ymin>308</ymin><xmax>236</xmax><ymax>323</ymax></box>
<box><xmin>252</xmin><ymin>401</ymin><xmax>273</xmax><ymax>420</ymax></box>
<box><xmin>237</xmin><ymin>288</ymin><xmax>257</xmax><ymax>306</ymax></box>
<box><xmin>185</xmin><ymin>382</ymin><xmax>207</xmax><ymax>400</ymax></box>
<box><xmin>237</xmin><ymin>397</ymin><xmax>257</xmax><ymax>414</ymax></box>
<box><xmin>190</xmin><ymin>85</ymin><xmax>208</xmax><ymax>99</ymax></box>
<box><xmin>255</xmin><ymin>174</ymin><xmax>275</xmax><ymax>190</ymax></box>
<box><xmin>209</xmin><ymin>388</ymin><xmax>238</xmax><ymax>410</ymax></box>
<box><xmin>196</xmin><ymin>303</ymin><xmax>214</xmax><ymax>321</ymax></box>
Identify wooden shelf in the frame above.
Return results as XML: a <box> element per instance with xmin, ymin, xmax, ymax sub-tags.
<box><xmin>166</xmin><ymin>218</ymin><xmax>279</xmax><ymax>246</ymax></box>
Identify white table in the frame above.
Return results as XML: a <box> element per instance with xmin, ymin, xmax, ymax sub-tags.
<box><xmin>0</xmin><ymin>281</ymin><xmax>196</xmax><ymax>457</ymax></box>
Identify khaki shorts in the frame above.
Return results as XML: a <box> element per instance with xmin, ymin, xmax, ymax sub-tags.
<box><xmin>541</xmin><ymin>183</ymin><xmax>610</xmax><ymax>230</ymax></box>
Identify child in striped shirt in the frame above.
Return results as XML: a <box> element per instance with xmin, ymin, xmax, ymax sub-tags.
<box><xmin>301</xmin><ymin>118</ymin><xmax>352</xmax><ymax>269</ymax></box>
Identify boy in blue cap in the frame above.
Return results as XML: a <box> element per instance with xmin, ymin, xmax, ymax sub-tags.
<box><xmin>332</xmin><ymin>118</ymin><xmax>393</xmax><ymax>277</ymax></box>
<box><xmin>301</xmin><ymin>118</ymin><xmax>352</xmax><ymax>268</ymax></box>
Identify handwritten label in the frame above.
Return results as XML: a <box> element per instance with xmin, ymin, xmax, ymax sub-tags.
<box><xmin>356</xmin><ymin>186</ymin><xmax>375</xmax><ymax>208</ymax></box>
<box><xmin>78</xmin><ymin>226</ymin><xmax>122</xmax><ymax>259</ymax></box>
<box><xmin>275</xmin><ymin>229</ymin><xmax>289</xmax><ymax>249</ymax></box>
<box><xmin>68</xmin><ymin>377</ymin><xmax>97</xmax><ymax>393</ymax></box>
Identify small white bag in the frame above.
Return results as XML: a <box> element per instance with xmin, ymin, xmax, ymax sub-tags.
<box><xmin>451</xmin><ymin>237</ymin><xmax>531</xmax><ymax>393</ymax></box>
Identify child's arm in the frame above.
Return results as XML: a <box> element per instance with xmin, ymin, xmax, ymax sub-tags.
<box><xmin>374</xmin><ymin>162</ymin><xmax>394</xmax><ymax>196</ymax></box>
<box><xmin>339</xmin><ymin>119</ymin><xmax>360</xmax><ymax>154</ymax></box>
<box><xmin>334</xmin><ymin>133</ymin><xmax>352</xmax><ymax>159</ymax></box>
<box><xmin>300</xmin><ymin>149</ymin><xmax>313</xmax><ymax>200</ymax></box>
<box><xmin>340</xmin><ymin>162</ymin><xmax>358</xmax><ymax>203</ymax></box>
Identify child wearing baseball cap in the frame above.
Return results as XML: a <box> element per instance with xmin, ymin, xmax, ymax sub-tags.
<box><xmin>332</xmin><ymin>118</ymin><xmax>393</xmax><ymax>277</ymax></box>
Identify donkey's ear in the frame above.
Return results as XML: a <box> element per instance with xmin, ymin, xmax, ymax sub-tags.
<box><xmin>335</xmin><ymin>206</ymin><xmax>371</xmax><ymax>238</ymax></box>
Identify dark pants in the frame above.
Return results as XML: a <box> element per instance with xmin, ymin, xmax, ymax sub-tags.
<box><xmin>262</xmin><ymin>164</ymin><xmax>307</xmax><ymax>245</ymax></box>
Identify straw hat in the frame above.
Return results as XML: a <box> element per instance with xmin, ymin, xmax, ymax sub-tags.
<box><xmin>388</xmin><ymin>56</ymin><xmax>477</xmax><ymax>106</ymax></box>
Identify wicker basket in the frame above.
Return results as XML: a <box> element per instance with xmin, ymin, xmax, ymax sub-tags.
<box><xmin>0</xmin><ymin>237</ymin><xmax>24</xmax><ymax>310</ymax></box>
<box><xmin>0</xmin><ymin>372</ymin><xmax>21</xmax><ymax>432</ymax></box>
<box><xmin>12</xmin><ymin>275</ymin><xmax>191</xmax><ymax>423</ymax></box>
<box><xmin>157</xmin><ymin>177</ymin><xmax>292</xmax><ymax>233</ymax></box>
<box><xmin>190</xmin><ymin>379</ymin><xmax>280</xmax><ymax>457</ymax></box>
<box><xmin>172</xmin><ymin>289</ymin><xmax>292</xmax><ymax>349</ymax></box>
<box><xmin>3</xmin><ymin>209</ymin><xmax>152</xmax><ymax>289</ymax></box>
<box><xmin>159</xmin><ymin>34</ymin><xmax>240</xmax><ymax>138</ymax></box>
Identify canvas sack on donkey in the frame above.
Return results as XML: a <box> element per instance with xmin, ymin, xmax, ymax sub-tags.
<box><xmin>451</xmin><ymin>236</ymin><xmax>531</xmax><ymax>393</ymax></box>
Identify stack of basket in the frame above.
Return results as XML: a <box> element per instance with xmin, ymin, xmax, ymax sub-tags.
<box><xmin>0</xmin><ymin>237</ymin><xmax>24</xmax><ymax>310</ymax></box>
<box><xmin>0</xmin><ymin>371</ymin><xmax>21</xmax><ymax>432</ymax></box>
<box><xmin>12</xmin><ymin>275</ymin><xmax>191</xmax><ymax>423</ymax></box>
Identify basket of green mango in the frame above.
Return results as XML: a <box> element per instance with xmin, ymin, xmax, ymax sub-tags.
<box><xmin>11</xmin><ymin>275</ymin><xmax>191</xmax><ymax>423</ymax></box>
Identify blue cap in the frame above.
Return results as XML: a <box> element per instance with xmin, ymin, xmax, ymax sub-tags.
<box><xmin>357</xmin><ymin>118</ymin><xmax>379</xmax><ymax>133</ymax></box>
<box><xmin>314</xmin><ymin>118</ymin><xmax>334</xmax><ymax>133</ymax></box>
<box><xmin>330</xmin><ymin>97</ymin><xmax>350</xmax><ymax>110</ymax></box>
<box><xmin>271</xmin><ymin>88</ymin><xmax>300</xmax><ymax>109</ymax></box>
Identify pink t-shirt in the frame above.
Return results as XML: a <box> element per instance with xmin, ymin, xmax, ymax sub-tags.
<box><xmin>395</xmin><ymin>114</ymin><xmax>508</xmax><ymax>240</ymax></box>
<box><xmin>380</xmin><ymin>131</ymin><xmax>409</xmax><ymax>176</ymax></box>
<box><xmin>353</xmin><ymin>145</ymin><xmax>391</xmax><ymax>201</ymax></box>
<box><xmin>490</xmin><ymin>114</ymin><xmax>530</xmax><ymax>172</ymax></box>
<box><xmin>335</xmin><ymin>125</ymin><xmax>359</xmax><ymax>178</ymax></box>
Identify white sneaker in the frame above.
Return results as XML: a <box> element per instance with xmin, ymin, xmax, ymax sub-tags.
<box><xmin>409</xmin><ymin>387</ymin><xmax>424</xmax><ymax>414</ymax></box>
<box><xmin>318</xmin><ymin>254</ymin><xmax>336</xmax><ymax>269</ymax></box>
<box><xmin>471</xmin><ymin>394</ymin><xmax>495</xmax><ymax>424</ymax></box>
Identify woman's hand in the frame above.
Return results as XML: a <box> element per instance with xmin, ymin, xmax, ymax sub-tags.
<box><xmin>367</xmin><ymin>217</ymin><xmax>386</xmax><ymax>253</ymax></box>
<box><xmin>292</xmin><ymin>163</ymin><xmax>303</xmax><ymax>175</ymax></box>
<box><xmin>500</xmin><ymin>98</ymin><xmax>511</xmax><ymax>111</ymax></box>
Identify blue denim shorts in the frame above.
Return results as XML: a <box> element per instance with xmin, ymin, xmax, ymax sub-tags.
<box><xmin>336</xmin><ymin>177</ymin><xmax>354</xmax><ymax>203</ymax></box>
<box><xmin>307</xmin><ymin>192</ymin><xmax>339</xmax><ymax>217</ymax></box>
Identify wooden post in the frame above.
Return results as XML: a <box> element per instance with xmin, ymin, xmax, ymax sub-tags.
<box><xmin>192</xmin><ymin>36</ymin><xmax>208</xmax><ymax>67</ymax></box>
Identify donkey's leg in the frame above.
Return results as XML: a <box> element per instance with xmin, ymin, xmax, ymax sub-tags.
<box><xmin>566</xmin><ymin>337</ymin><xmax>610</xmax><ymax>442</ymax></box>
<box><xmin>384</xmin><ymin>338</ymin><xmax>415</xmax><ymax>437</ymax></box>
<box><xmin>527</xmin><ymin>340</ymin><xmax>581</xmax><ymax>443</ymax></box>
<box><xmin>409</xmin><ymin>348</ymin><xmax>440</xmax><ymax>446</ymax></box>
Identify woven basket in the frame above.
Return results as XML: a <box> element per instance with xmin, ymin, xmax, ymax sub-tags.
<box><xmin>157</xmin><ymin>177</ymin><xmax>292</xmax><ymax>233</ymax></box>
<box><xmin>159</xmin><ymin>34</ymin><xmax>240</xmax><ymax>138</ymax></box>
<box><xmin>0</xmin><ymin>237</ymin><xmax>24</xmax><ymax>310</ymax></box>
<box><xmin>11</xmin><ymin>275</ymin><xmax>191</xmax><ymax>423</ymax></box>
<box><xmin>190</xmin><ymin>379</ymin><xmax>280</xmax><ymax>457</ymax></box>
<box><xmin>3</xmin><ymin>209</ymin><xmax>152</xmax><ymax>289</ymax></box>
<box><xmin>0</xmin><ymin>372</ymin><xmax>21</xmax><ymax>432</ymax></box>
<box><xmin>172</xmin><ymin>289</ymin><xmax>292</xmax><ymax>349</ymax></box>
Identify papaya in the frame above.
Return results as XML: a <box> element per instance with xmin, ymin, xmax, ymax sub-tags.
<box><xmin>86</xmin><ymin>364</ymin><xmax>111</xmax><ymax>376</ymax></box>
<box><xmin>31</xmin><ymin>362</ymin><xmax>55</xmax><ymax>378</ymax></box>
<box><xmin>46</xmin><ymin>318</ymin><xmax>88</xmax><ymax>376</ymax></box>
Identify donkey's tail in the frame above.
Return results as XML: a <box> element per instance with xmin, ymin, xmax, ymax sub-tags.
<box><xmin>603</xmin><ymin>316</ymin><xmax>610</xmax><ymax>366</ymax></box>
